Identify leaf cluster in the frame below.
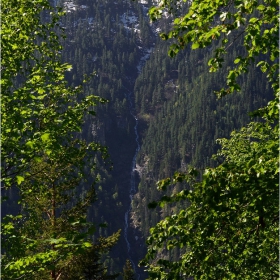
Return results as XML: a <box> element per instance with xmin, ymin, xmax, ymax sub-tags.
<box><xmin>142</xmin><ymin>111</ymin><xmax>279</xmax><ymax>279</ymax></box>
<box><xmin>1</xmin><ymin>0</ymin><xmax>116</xmax><ymax>278</ymax></box>
<box><xmin>149</xmin><ymin>0</ymin><xmax>279</xmax><ymax>97</ymax></box>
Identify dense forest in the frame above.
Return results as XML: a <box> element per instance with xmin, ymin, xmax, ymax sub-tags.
<box><xmin>1</xmin><ymin>0</ymin><xmax>278</xmax><ymax>279</ymax></box>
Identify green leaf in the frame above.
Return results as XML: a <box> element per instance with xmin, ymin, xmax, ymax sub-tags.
<box><xmin>234</xmin><ymin>58</ymin><xmax>240</xmax><ymax>64</ymax></box>
<box><xmin>26</xmin><ymin>141</ymin><xmax>34</xmax><ymax>149</ymax></box>
<box><xmin>192</xmin><ymin>42</ymin><xmax>200</xmax><ymax>49</ymax></box>
<box><xmin>16</xmin><ymin>176</ymin><xmax>25</xmax><ymax>185</ymax></box>
<box><xmin>257</xmin><ymin>5</ymin><xmax>266</xmax><ymax>11</ymax></box>
<box><xmin>37</xmin><ymin>88</ymin><xmax>45</xmax><ymax>94</ymax></box>
<box><xmin>41</xmin><ymin>133</ymin><xmax>50</xmax><ymax>142</ymax></box>
<box><xmin>83</xmin><ymin>242</ymin><xmax>92</xmax><ymax>248</ymax></box>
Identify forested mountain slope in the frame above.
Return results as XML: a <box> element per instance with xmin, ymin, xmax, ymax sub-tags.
<box><xmin>131</xmin><ymin>39</ymin><xmax>273</xmax><ymax>238</ymax></box>
<box><xmin>58</xmin><ymin>0</ymin><xmax>157</xmax><ymax>277</ymax></box>
<box><xmin>133</xmin><ymin>0</ymin><xmax>278</xmax><ymax>279</ymax></box>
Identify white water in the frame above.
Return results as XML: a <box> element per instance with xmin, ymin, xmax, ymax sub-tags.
<box><xmin>124</xmin><ymin>90</ymin><xmax>141</xmax><ymax>280</ymax></box>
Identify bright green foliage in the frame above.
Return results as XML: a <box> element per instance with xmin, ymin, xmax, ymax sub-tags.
<box><xmin>1</xmin><ymin>0</ymin><xmax>117</xmax><ymax>278</ymax></box>
<box><xmin>140</xmin><ymin>0</ymin><xmax>279</xmax><ymax>279</ymax></box>
<box><xmin>141</xmin><ymin>102</ymin><xmax>279</xmax><ymax>279</ymax></box>
<box><xmin>1</xmin><ymin>0</ymin><xmax>107</xmax><ymax>188</ymax></box>
<box><xmin>2</xmin><ymin>156</ymin><xmax>119</xmax><ymax>279</ymax></box>
<box><xmin>148</xmin><ymin>0</ymin><xmax>279</xmax><ymax>97</ymax></box>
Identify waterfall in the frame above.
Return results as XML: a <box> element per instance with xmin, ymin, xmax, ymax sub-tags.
<box><xmin>123</xmin><ymin>90</ymin><xmax>141</xmax><ymax>280</ymax></box>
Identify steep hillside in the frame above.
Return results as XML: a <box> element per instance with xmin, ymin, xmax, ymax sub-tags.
<box><xmin>58</xmin><ymin>0</ymin><xmax>157</xmax><ymax>277</ymax></box>
<box><xmin>131</xmin><ymin>18</ymin><xmax>274</xmax><ymax>239</ymax></box>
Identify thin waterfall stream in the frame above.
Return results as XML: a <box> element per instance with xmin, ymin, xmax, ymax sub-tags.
<box><xmin>124</xmin><ymin>90</ymin><xmax>141</xmax><ymax>279</ymax></box>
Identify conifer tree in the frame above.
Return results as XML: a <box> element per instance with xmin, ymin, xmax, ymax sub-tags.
<box><xmin>1</xmin><ymin>0</ymin><xmax>119</xmax><ymax>278</ymax></box>
<box><xmin>122</xmin><ymin>260</ymin><xmax>136</xmax><ymax>280</ymax></box>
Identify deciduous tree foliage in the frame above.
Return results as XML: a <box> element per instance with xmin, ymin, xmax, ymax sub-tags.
<box><xmin>142</xmin><ymin>116</ymin><xmax>278</xmax><ymax>279</ymax></box>
<box><xmin>1</xmin><ymin>0</ymin><xmax>106</xmax><ymax>189</ymax></box>
<box><xmin>148</xmin><ymin>0</ymin><xmax>278</xmax><ymax>97</ymax></box>
<box><xmin>1</xmin><ymin>0</ymin><xmax>118</xmax><ymax>279</ymax></box>
<box><xmin>140</xmin><ymin>0</ymin><xmax>279</xmax><ymax>279</ymax></box>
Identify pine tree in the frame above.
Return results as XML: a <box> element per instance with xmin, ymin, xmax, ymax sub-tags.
<box><xmin>1</xmin><ymin>0</ymin><xmax>119</xmax><ymax>278</ymax></box>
